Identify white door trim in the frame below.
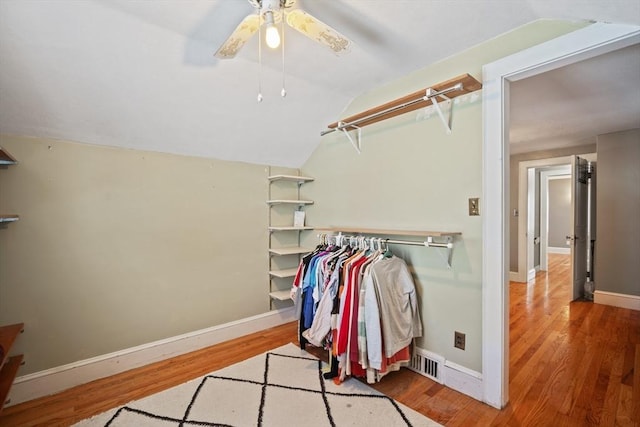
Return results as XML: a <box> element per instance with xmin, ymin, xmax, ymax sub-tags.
<box><xmin>482</xmin><ymin>22</ymin><xmax>640</xmax><ymax>409</ymax></box>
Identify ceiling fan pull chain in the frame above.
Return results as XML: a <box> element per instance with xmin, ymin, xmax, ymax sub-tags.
<box><xmin>281</xmin><ymin>11</ymin><xmax>286</xmax><ymax>98</ymax></box>
<box><xmin>257</xmin><ymin>11</ymin><xmax>264</xmax><ymax>102</ymax></box>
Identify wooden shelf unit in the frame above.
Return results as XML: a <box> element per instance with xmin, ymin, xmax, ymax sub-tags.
<box><xmin>0</xmin><ymin>323</ymin><xmax>24</xmax><ymax>412</ymax></box>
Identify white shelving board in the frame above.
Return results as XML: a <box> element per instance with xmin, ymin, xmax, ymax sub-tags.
<box><xmin>269</xmin><ymin>226</ymin><xmax>314</xmax><ymax>232</ymax></box>
<box><xmin>269</xmin><ymin>247</ymin><xmax>313</xmax><ymax>256</ymax></box>
<box><xmin>269</xmin><ymin>268</ymin><xmax>298</xmax><ymax>278</ymax></box>
<box><xmin>268</xmin><ymin>175</ymin><xmax>314</xmax><ymax>183</ymax></box>
<box><xmin>266</xmin><ymin>199</ymin><xmax>314</xmax><ymax>205</ymax></box>
<box><xmin>269</xmin><ymin>290</ymin><xmax>292</xmax><ymax>301</ymax></box>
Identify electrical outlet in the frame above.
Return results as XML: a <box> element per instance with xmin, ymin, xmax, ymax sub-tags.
<box><xmin>468</xmin><ymin>198</ymin><xmax>479</xmax><ymax>216</ymax></box>
<box><xmin>454</xmin><ymin>331</ymin><xmax>466</xmax><ymax>350</ymax></box>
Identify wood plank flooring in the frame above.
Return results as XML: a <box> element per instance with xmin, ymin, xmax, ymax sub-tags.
<box><xmin>1</xmin><ymin>254</ymin><xmax>638</xmax><ymax>426</ymax></box>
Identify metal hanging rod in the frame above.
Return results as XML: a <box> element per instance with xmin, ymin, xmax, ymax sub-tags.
<box><xmin>317</xmin><ymin>232</ymin><xmax>456</xmax><ymax>268</ymax></box>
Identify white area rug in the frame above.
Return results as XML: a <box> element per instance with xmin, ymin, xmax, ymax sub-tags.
<box><xmin>74</xmin><ymin>343</ymin><xmax>441</xmax><ymax>426</ymax></box>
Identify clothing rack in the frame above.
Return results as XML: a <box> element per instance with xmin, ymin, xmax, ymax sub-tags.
<box><xmin>316</xmin><ymin>227</ymin><xmax>460</xmax><ymax>268</ymax></box>
<box><xmin>320</xmin><ymin>73</ymin><xmax>482</xmax><ymax>153</ymax></box>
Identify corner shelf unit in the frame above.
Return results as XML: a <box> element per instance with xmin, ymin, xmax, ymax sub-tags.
<box><xmin>267</xmin><ymin>172</ymin><xmax>314</xmax><ymax>308</ymax></box>
<box><xmin>0</xmin><ymin>148</ymin><xmax>24</xmax><ymax>412</ymax></box>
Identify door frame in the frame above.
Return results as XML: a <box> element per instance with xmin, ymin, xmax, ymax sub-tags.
<box><xmin>515</xmin><ymin>157</ymin><xmax>573</xmax><ymax>282</ymax></box>
<box><xmin>481</xmin><ymin>22</ymin><xmax>640</xmax><ymax>409</ymax></box>
<box><xmin>540</xmin><ymin>168</ymin><xmax>571</xmax><ymax>271</ymax></box>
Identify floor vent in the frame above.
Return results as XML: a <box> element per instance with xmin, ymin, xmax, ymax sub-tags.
<box><xmin>408</xmin><ymin>347</ymin><xmax>444</xmax><ymax>383</ymax></box>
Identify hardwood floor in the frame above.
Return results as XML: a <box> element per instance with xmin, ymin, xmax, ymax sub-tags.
<box><xmin>1</xmin><ymin>254</ymin><xmax>638</xmax><ymax>426</ymax></box>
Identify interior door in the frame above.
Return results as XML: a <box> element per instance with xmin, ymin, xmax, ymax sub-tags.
<box><xmin>570</xmin><ymin>155</ymin><xmax>589</xmax><ymax>300</ymax></box>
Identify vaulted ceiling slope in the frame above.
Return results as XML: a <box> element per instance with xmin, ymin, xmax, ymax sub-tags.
<box><xmin>1</xmin><ymin>1</ymin><xmax>639</xmax><ymax>167</ymax></box>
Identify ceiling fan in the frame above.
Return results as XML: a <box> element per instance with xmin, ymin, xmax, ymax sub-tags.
<box><xmin>214</xmin><ymin>0</ymin><xmax>352</xmax><ymax>59</ymax></box>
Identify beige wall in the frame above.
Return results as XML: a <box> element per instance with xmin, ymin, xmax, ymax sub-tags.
<box><xmin>548</xmin><ymin>177</ymin><xmax>571</xmax><ymax>248</ymax></box>
<box><xmin>0</xmin><ymin>136</ymin><xmax>271</xmax><ymax>374</ymax></box>
<box><xmin>301</xmin><ymin>20</ymin><xmax>586</xmax><ymax>372</ymax></box>
<box><xmin>595</xmin><ymin>128</ymin><xmax>640</xmax><ymax>296</ymax></box>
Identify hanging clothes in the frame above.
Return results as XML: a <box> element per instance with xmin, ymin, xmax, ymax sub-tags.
<box><xmin>293</xmin><ymin>237</ymin><xmax>422</xmax><ymax>384</ymax></box>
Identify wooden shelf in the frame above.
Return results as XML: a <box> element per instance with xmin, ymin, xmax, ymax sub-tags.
<box><xmin>269</xmin><ymin>247</ymin><xmax>313</xmax><ymax>256</ymax></box>
<box><xmin>0</xmin><ymin>323</ymin><xmax>24</xmax><ymax>412</ymax></box>
<box><xmin>0</xmin><ymin>355</ymin><xmax>23</xmax><ymax>411</ymax></box>
<box><xmin>325</xmin><ymin>73</ymin><xmax>482</xmax><ymax>132</ymax></box>
<box><xmin>0</xmin><ymin>324</ymin><xmax>24</xmax><ymax>367</ymax></box>
<box><xmin>268</xmin><ymin>175</ymin><xmax>314</xmax><ymax>183</ymax></box>
<box><xmin>269</xmin><ymin>268</ymin><xmax>298</xmax><ymax>278</ymax></box>
<box><xmin>266</xmin><ymin>200</ymin><xmax>314</xmax><ymax>206</ymax></box>
<box><xmin>0</xmin><ymin>148</ymin><xmax>17</xmax><ymax>166</ymax></box>
<box><xmin>269</xmin><ymin>226</ymin><xmax>314</xmax><ymax>232</ymax></box>
<box><xmin>269</xmin><ymin>290</ymin><xmax>292</xmax><ymax>301</ymax></box>
<box><xmin>315</xmin><ymin>227</ymin><xmax>461</xmax><ymax>237</ymax></box>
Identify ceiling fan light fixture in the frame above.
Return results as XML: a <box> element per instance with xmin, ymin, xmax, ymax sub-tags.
<box><xmin>264</xmin><ymin>11</ymin><xmax>280</xmax><ymax>49</ymax></box>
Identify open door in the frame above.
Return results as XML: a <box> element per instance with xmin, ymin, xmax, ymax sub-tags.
<box><xmin>569</xmin><ymin>155</ymin><xmax>590</xmax><ymax>300</ymax></box>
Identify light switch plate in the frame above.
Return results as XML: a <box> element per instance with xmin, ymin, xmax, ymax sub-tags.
<box><xmin>469</xmin><ymin>198</ymin><xmax>480</xmax><ymax>216</ymax></box>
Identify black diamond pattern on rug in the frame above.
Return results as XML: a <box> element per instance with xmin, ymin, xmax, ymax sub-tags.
<box><xmin>102</xmin><ymin>351</ymin><xmax>419</xmax><ymax>427</ymax></box>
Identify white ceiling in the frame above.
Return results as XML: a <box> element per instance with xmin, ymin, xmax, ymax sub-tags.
<box><xmin>510</xmin><ymin>43</ymin><xmax>640</xmax><ymax>154</ymax></box>
<box><xmin>1</xmin><ymin>1</ymin><xmax>639</xmax><ymax>167</ymax></box>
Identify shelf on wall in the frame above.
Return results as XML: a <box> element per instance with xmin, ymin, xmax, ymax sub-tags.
<box><xmin>268</xmin><ymin>290</ymin><xmax>292</xmax><ymax>301</ymax></box>
<box><xmin>269</xmin><ymin>247</ymin><xmax>313</xmax><ymax>256</ymax></box>
<box><xmin>269</xmin><ymin>226</ymin><xmax>314</xmax><ymax>232</ymax></box>
<box><xmin>266</xmin><ymin>200</ymin><xmax>314</xmax><ymax>206</ymax></box>
<box><xmin>269</xmin><ymin>268</ymin><xmax>298</xmax><ymax>279</ymax></box>
<box><xmin>315</xmin><ymin>227</ymin><xmax>460</xmax><ymax>238</ymax></box>
<box><xmin>268</xmin><ymin>175</ymin><xmax>314</xmax><ymax>184</ymax></box>
<box><xmin>323</xmin><ymin>73</ymin><xmax>482</xmax><ymax>135</ymax></box>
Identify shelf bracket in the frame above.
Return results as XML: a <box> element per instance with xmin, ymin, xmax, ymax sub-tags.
<box><xmin>425</xmin><ymin>86</ymin><xmax>456</xmax><ymax>135</ymax></box>
<box><xmin>338</xmin><ymin>121</ymin><xmax>362</xmax><ymax>154</ymax></box>
<box><xmin>424</xmin><ymin>235</ymin><xmax>454</xmax><ymax>269</ymax></box>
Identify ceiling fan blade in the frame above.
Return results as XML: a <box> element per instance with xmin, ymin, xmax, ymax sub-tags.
<box><xmin>285</xmin><ymin>9</ymin><xmax>351</xmax><ymax>55</ymax></box>
<box><xmin>214</xmin><ymin>14</ymin><xmax>260</xmax><ymax>59</ymax></box>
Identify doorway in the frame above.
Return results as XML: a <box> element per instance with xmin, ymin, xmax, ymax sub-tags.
<box><xmin>481</xmin><ymin>23</ymin><xmax>640</xmax><ymax>409</ymax></box>
<box><xmin>516</xmin><ymin>156</ymin><xmax>596</xmax><ymax>303</ymax></box>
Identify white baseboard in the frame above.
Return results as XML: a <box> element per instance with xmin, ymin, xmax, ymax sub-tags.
<box><xmin>527</xmin><ymin>268</ymin><xmax>537</xmax><ymax>282</ymax></box>
<box><xmin>594</xmin><ymin>290</ymin><xmax>640</xmax><ymax>311</ymax></box>
<box><xmin>547</xmin><ymin>247</ymin><xmax>570</xmax><ymax>254</ymax></box>
<box><xmin>509</xmin><ymin>271</ymin><xmax>525</xmax><ymax>282</ymax></box>
<box><xmin>443</xmin><ymin>360</ymin><xmax>483</xmax><ymax>402</ymax></box>
<box><xmin>7</xmin><ymin>307</ymin><xmax>296</xmax><ymax>407</ymax></box>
